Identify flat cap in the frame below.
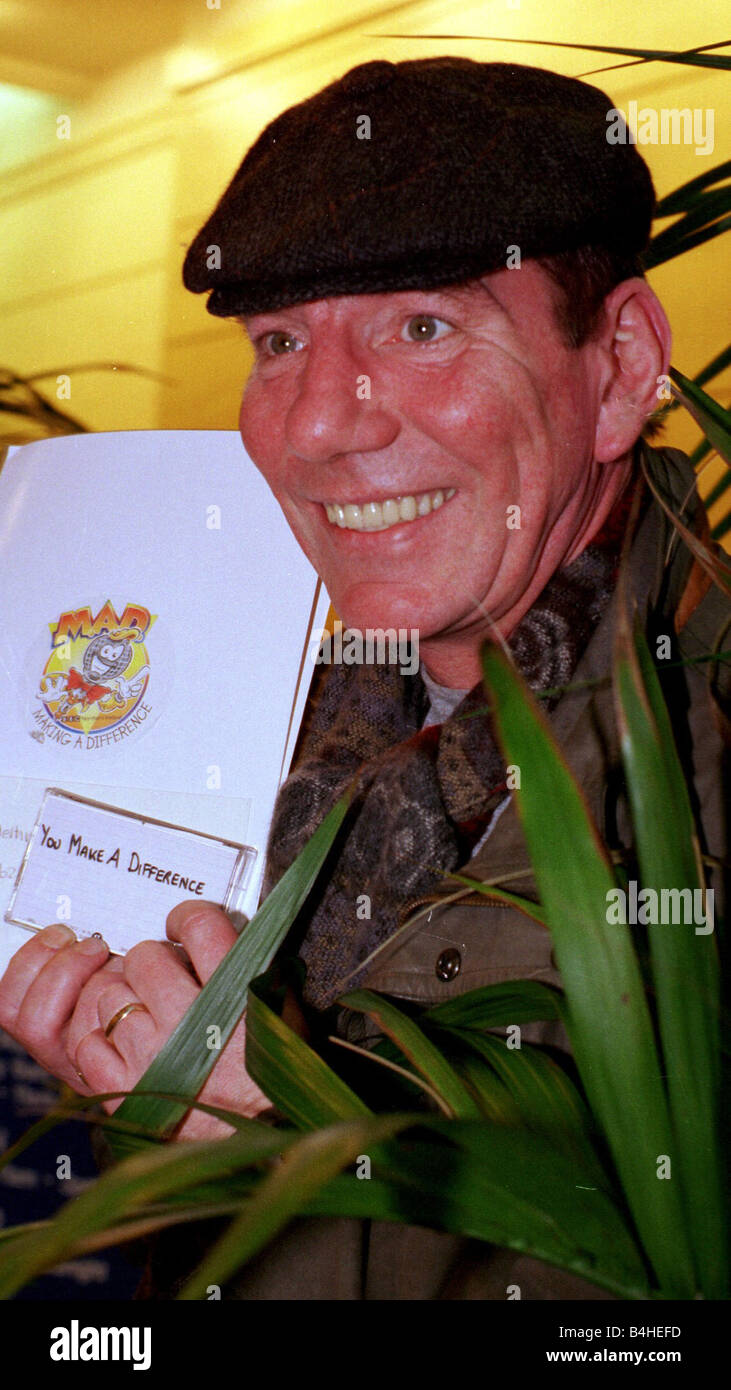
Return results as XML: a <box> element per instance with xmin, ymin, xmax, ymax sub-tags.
<box><xmin>183</xmin><ymin>57</ymin><xmax>655</xmax><ymax>318</ymax></box>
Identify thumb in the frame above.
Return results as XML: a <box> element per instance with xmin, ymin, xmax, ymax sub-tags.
<box><xmin>165</xmin><ymin>900</ymin><xmax>240</xmax><ymax>984</ymax></box>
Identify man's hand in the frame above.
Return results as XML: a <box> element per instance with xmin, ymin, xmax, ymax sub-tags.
<box><xmin>0</xmin><ymin>903</ymin><xmax>270</xmax><ymax>1140</ymax></box>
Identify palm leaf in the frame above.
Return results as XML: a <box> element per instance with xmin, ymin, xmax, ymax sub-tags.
<box><xmin>424</xmin><ymin>979</ymin><xmax>562</xmax><ymax>1030</ymax></box>
<box><xmin>0</xmin><ymin>1123</ymin><xmax>289</xmax><ymax>1299</ymax></box>
<box><xmin>614</xmin><ymin>612</ymin><xmax>726</xmax><ymax>1296</ymax></box>
<box><xmin>376</xmin><ymin>36</ymin><xmax>731</xmax><ymax>72</ymax></box>
<box><xmin>245</xmin><ymin>975</ymin><xmax>372</xmax><ymax>1130</ymax></box>
<box><xmin>639</xmin><ymin>448</ymin><xmax>731</xmax><ymax>598</ymax></box>
<box><xmin>655</xmin><ymin>160</ymin><xmax>731</xmax><ymax>217</ymax></box>
<box><xmin>481</xmin><ymin>644</ymin><xmax>695</xmax><ymax>1296</ymax></box>
<box><xmin>339</xmin><ymin>989</ymin><xmax>482</xmax><ymax>1118</ymax></box>
<box><xmin>176</xmin><ymin>1115</ymin><xmax>410</xmax><ymax>1299</ymax></box>
<box><xmin>446</xmin><ymin>1030</ymin><xmax>604</xmax><ymax>1180</ymax></box>
<box><xmin>307</xmin><ymin>1120</ymin><xmax>650</xmax><ymax>1298</ymax></box>
<box><xmin>445</xmin><ymin>872</ymin><xmax>547</xmax><ymax>924</ymax></box>
<box><xmin>645</xmin><ymin>212</ymin><xmax>731</xmax><ymax>270</ymax></box>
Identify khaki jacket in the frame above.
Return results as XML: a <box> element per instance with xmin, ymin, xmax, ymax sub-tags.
<box><xmin>357</xmin><ymin>443</ymin><xmax>728</xmax><ymax>1048</ymax></box>
<box><xmin>141</xmin><ymin>443</ymin><xmax>728</xmax><ymax>1300</ymax></box>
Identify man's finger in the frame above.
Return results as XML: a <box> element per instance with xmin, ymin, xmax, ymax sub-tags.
<box><xmin>122</xmin><ymin>939</ymin><xmax>199</xmax><ymax>1029</ymax></box>
<box><xmin>95</xmin><ymin>982</ymin><xmax>158</xmax><ymax>1068</ymax></box>
<box><xmin>66</xmin><ymin>955</ymin><xmax>126</xmax><ymax>1064</ymax></box>
<box><xmin>0</xmin><ymin>925</ymin><xmax>77</xmax><ymax>1030</ymax></box>
<box><xmin>76</xmin><ymin>1028</ymin><xmax>129</xmax><ymax>1102</ymax></box>
<box><xmin>2</xmin><ymin>932</ymin><xmax>109</xmax><ymax>1052</ymax></box>
<box><xmin>165</xmin><ymin>900</ymin><xmax>239</xmax><ymax>984</ymax></box>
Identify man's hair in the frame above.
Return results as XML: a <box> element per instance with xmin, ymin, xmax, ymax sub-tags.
<box><xmin>538</xmin><ymin>244</ymin><xmax>646</xmax><ymax>349</ymax></box>
<box><xmin>539</xmin><ymin>243</ymin><xmax>665</xmax><ymax>439</ymax></box>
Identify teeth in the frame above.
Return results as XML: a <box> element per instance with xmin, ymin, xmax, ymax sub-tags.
<box><xmin>325</xmin><ymin>488</ymin><xmax>455</xmax><ymax>532</ymax></box>
<box><xmin>362</xmin><ymin>501</ymin><xmax>382</xmax><ymax>531</ymax></box>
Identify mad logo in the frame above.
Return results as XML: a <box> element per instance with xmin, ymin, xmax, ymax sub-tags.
<box><xmin>31</xmin><ymin>600</ymin><xmax>157</xmax><ymax>749</ymax></box>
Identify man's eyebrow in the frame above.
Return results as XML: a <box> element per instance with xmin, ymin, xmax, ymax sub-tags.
<box><xmin>235</xmin><ymin>282</ymin><xmax>500</xmax><ymax>328</ymax></box>
<box><xmin>403</xmin><ymin>281</ymin><xmax>501</xmax><ymax>311</ymax></box>
<box><xmin>237</xmin><ymin>315</ymin><xmax>267</xmax><ymax>338</ymax></box>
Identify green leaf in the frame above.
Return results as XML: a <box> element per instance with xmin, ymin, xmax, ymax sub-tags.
<box><xmin>669</xmin><ymin>367</ymin><xmax>731</xmax><ymax>464</ymax></box>
<box><xmin>639</xmin><ymin>448</ymin><xmax>731</xmax><ymax>599</ymax></box>
<box><xmin>704</xmin><ymin>467</ymin><xmax>731</xmax><ymax>513</ymax></box>
<box><xmin>423</xmin><ymin>979</ymin><xmax>562</xmax><ymax>1030</ymax></box>
<box><xmin>481</xmin><ymin>643</ymin><xmax>695</xmax><ymax>1296</ymax></box>
<box><xmin>651</xmin><ymin>187</ymin><xmax>731</xmax><ymax>248</ymax></box>
<box><xmin>176</xmin><ymin>1115</ymin><xmax>410</xmax><ymax>1299</ymax></box>
<box><xmin>445</xmin><ymin>871</ymin><xmax>547</xmax><ymax>924</ymax></box>
<box><xmin>655</xmin><ymin>160</ymin><xmax>731</xmax><ymax>217</ymax></box>
<box><xmin>689</xmin><ymin>343</ymin><xmax>731</xmax><ymax>395</ymax></box>
<box><xmin>330</xmin><ymin>1033</ymin><xmax>459</xmax><ymax>1112</ymax></box>
<box><xmin>108</xmin><ymin>793</ymin><xmax>351</xmax><ymax>1149</ymax></box>
<box><xmin>0</xmin><ymin>1123</ymin><xmax>290</xmax><ymax>1299</ymax></box>
<box><xmin>687</xmin><ymin>438</ymin><xmax>713</xmax><ymax>469</ymax></box>
<box><xmin>654</xmin><ymin>344</ymin><xmax>731</xmax><ymax>436</ymax></box>
<box><xmin>614</xmin><ymin>615</ymin><xmax>726</xmax><ymax>1297</ymax></box>
<box><xmin>390</xmin><ymin>36</ymin><xmax>731</xmax><ymax>71</ymax></box>
<box><xmin>449</xmin><ymin>1049</ymin><xmax>525</xmax><ymax>1124</ymax></box>
<box><xmin>448</xmin><ymin>1030</ymin><xmax>605</xmax><ymax>1182</ymax></box>
<box><xmin>645</xmin><ymin>213</ymin><xmax>731</xmax><ymax>269</ymax></box>
<box><xmin>245</xmin><ymin>976</ymin><xmax>372</xmax><ymax>1130</ymax></box>
<box><xmin>0</xmin><ymin>1092</ymin><xmax>129</xmax><ymax>1174</ymax></box>
<box><xmin>339</xmin><ymin>989</ymin><xmax>482</xmax><ymax>1118</ymax></box>
<box><xmin>306</xmin><ymin>1120</ymin><xmax>651</xmax><ymax>1299</ymax></box>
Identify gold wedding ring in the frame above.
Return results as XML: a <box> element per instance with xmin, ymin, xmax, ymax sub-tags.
<box><xmin>104</xmin><ymin>1001</ymin><xmax>149</xmax><ymax>1039</ymax></box>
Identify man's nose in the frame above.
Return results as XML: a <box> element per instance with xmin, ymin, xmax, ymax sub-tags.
<box><xmin>284</xmin><ymin>341</ymin><xmax>398</xmax><ymax>462</ymax></box>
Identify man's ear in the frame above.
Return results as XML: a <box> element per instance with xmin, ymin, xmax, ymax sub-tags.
<box><xmin>592</xmin><ymin>278</ymin><xmax>672</xmax><ymax>463</ymax></box>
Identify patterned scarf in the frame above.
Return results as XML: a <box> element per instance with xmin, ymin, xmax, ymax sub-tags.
<box><xmin>264</xmin><ymin>499</ymin><xmax>631</xmax><ymax>1011</ymax></box>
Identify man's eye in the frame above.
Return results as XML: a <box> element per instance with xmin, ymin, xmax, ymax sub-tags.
<box><xmin>401</xmin><ymin>314</ymin><xmax>452</xmax><ymax>343</ymax></box>
<box><xmin>263</xmin><ymin>331</ymin><xmax>302</xmax><ymax>355</ymax></box>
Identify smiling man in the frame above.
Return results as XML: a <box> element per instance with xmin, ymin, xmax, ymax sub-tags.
<box><xmin>181</xmin><ymin>57</ymin><xmax>724</xmax><ymax>1032</ymax></box>
<box><xmin>0</xmin><ymin>57</ymin><xmax>727</xmax><ymax>1301</ymax></box>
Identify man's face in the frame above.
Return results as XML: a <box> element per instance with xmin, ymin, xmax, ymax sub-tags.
<box><xmin>239</xmin><ymin>262</ymin><xmax>614</xmax><ymax>681</ymax></box>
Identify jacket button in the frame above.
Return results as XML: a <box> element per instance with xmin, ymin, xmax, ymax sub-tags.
<box><xmin>436</xmin><ymin>947</ymin><xmax>461</xmax><ymax>982</ymax></box>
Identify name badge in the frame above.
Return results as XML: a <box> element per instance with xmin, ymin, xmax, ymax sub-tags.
<box><xmin>5</xmin><ymin>789</ymin><xmax>256</xmax><ymax>954</ymax></box>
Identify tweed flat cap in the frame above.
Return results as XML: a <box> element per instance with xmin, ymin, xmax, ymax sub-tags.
<box><xmin>183</xmin><ymin>57</ymin><xmax>655</xmax><ymax>317</ymax></box>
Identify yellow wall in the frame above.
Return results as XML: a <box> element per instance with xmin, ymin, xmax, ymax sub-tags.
<box><xmin>1</xmin><ymin>0</ymin><xmax>728</xmax><ymax>516</ymax></box>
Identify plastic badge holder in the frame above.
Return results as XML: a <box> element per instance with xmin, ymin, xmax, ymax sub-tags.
<box><xmin>5</xmin><ymin>788</ymin><xmax>257</xmax><ymax>954</ymax></box>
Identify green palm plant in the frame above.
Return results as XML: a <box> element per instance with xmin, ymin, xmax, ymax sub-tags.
<box><xmin>0</xmin><ymin>362</ymin><xmax>170</xmax><ymax>450</ymax></box>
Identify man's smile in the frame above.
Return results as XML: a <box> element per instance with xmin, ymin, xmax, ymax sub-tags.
<box><xmin>323</xmin><ymin>486</ymin><xmax>456</xmax><ymax>532</ymax></box>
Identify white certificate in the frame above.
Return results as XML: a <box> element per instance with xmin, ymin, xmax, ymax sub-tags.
<box><xmin>0</xmin><ymin>430</ymin><xmax>331</xmax><ymax>975</ymax></box>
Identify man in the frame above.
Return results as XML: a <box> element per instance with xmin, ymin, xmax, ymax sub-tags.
<box><xmin>0</xmin><ymin>58</ymin><xmax>726</xmax><ymax>1298</ymax></box>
